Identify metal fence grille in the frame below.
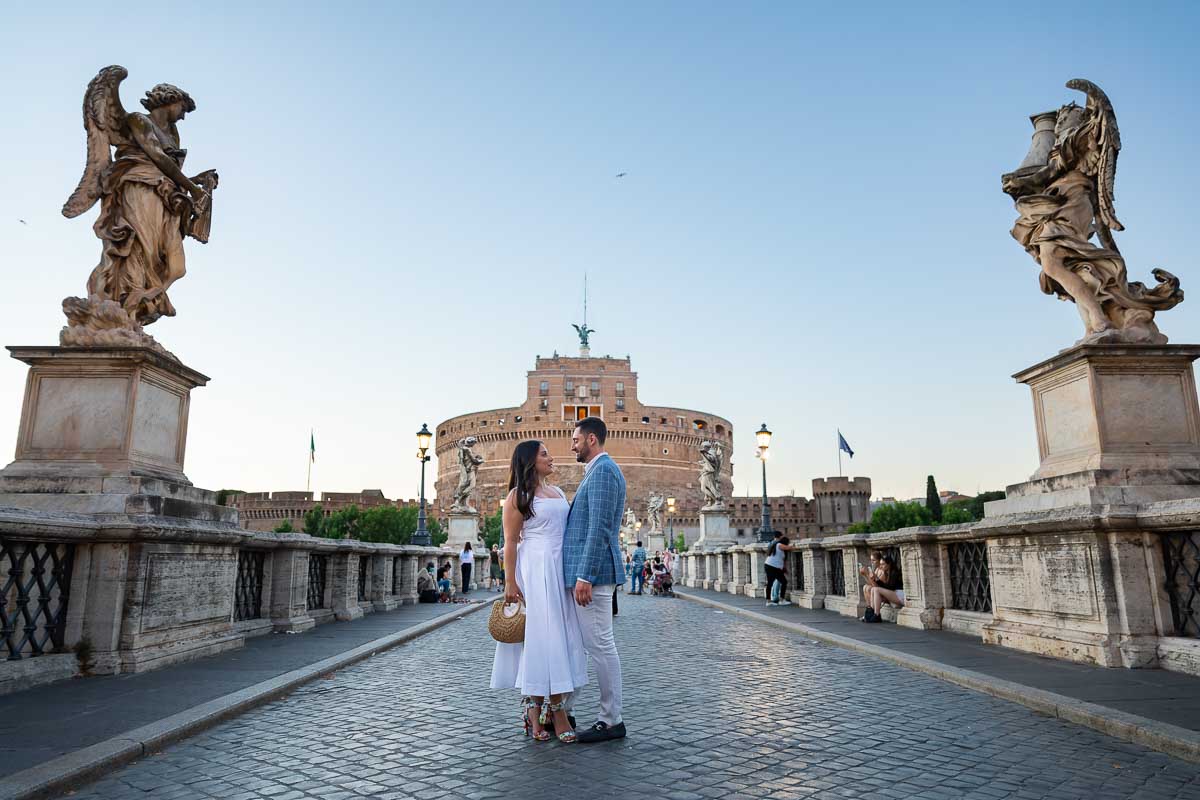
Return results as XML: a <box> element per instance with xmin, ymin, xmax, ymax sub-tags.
<box><xmin>790</xmin><ymin>550</ymin><xmax>806</xmax><ymax>592</ymax></box>
<box><xmin>234</xmin><ymin>550</ymin><xmax>265</xmax><ymax>622</ymax></box>
<box><xmin>1</xmin><ymin>538</ymin><xmax>75</xmax><ymax>660</ymax></box>
<box><xmin>828</xmin><ymin>550</ymin><xmax>845</xmax><ymax>596</ymax></box>
<box><xmin>357</xmin><ymin>556</ymin><xmax>369</xmax><ymax>602</ymax></box>
<box><xmin>307</xmin><ymin>554</ymin><xmax>327</xmax><ymax>610</ymax></box>
<box><xmin>948</xmin><ymin>541</ymin><xmax>991</xmax><ymax>613</ymax></box>
<box><xmin>1162</xmin><ymin>531</ymin><xmax>1200</xmax><ymax>638</ymax></box>
<box><xmin>392</xmin><ymin>556</ymin><xmax>402</xmax><ymax>596</ymax></box>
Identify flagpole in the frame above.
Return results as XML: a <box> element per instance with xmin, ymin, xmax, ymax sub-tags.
<box><xmin>306</xmin><ymin>429</ymin><xmax>313</xmax><ymax>493</ymax></box>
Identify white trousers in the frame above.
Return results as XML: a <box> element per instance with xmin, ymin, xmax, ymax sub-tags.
<box><xmin>572</xmin><ymin>583</ymin><xmax>623</xmax><ymax>725</ymax></box>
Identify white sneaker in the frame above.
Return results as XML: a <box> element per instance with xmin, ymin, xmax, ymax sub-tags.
<box><xmin>778</xmin><ymin>600</ymin><xmax>793</xmax><ymax>606</ymax></box>
<box><xmin>766</xmin><ymin>601</ymin><xmax>778</xmax><ymax>607</ymax></box>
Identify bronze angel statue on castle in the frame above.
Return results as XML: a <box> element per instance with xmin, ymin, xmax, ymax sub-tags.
<box><xmin>1002</xmin><ymin>79</ymin><xmax>1182</xmax><ymax>345</ymax></box>
<box><xmin>60</xmin><ymin>65</ymin><xmax>218</xmax><ymax>354</ymax></box>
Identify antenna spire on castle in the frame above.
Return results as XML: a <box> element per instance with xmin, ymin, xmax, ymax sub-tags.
<box><xmin>572</xmin><ymin>272</ymin><xmax>595</xmax><ymax>356</ymax></box>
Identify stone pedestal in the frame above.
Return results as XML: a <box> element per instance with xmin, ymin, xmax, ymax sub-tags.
<box><xmin>1</xmin><ymin>346</ymin><xmax>208</xmax><ymax>485</ymax></box>
<box><xmin>987</xmin><ymin>345</ymin><xmax>1200</xmax><ymax>515</ymax></box>
<box><xmin>446</xmin><ymin>513</ymin><xmax>480</xmax><ymax>550</ymax></box>
<box><xmin>646</xmin><ymin>530</ymin><xmax>666</xmax><ymax>553</ymax></box>
<box><xmin>695</xmin><ymin>510</ymin><xmax>734</xmax><ymax>550</ymax></box>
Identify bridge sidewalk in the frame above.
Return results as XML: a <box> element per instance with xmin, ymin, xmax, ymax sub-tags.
<box><xmin>0</xmin><ymin>599</ymin><xmax>487</xmax><ymax>798</ymax></box>
<box><xmin>674</xmin><ymin>587</ymin><xmax>1200</xmax><ymax>761</ymax></box>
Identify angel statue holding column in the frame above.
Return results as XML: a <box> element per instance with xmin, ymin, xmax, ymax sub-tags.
<box><xmin>1001</xmin><ymin>79</ymin><xmax>1182</xmax><ymax>345</ymax></box>
<box><xmin>60</xmin><ymin>65</ymin><xmax>219</xmax><ymax>354</ymax></box>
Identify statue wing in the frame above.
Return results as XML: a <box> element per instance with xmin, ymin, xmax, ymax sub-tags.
<box><xmin>1066</xmin><ymin>78</ymin><xmax>1123</xmax><ymax>234</ymax></box>
<box><xmin>63</xmin><ymin>65</ymin><xmax>131</xmax><ymax>218</ymax></box>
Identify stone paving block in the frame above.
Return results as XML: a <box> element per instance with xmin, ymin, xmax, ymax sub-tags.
<box><xmin>55</xmin><ymin>595</ymin><xmax>1200</xmax><ymax>800</ymax></box>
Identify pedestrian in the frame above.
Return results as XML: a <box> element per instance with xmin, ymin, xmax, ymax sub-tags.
<box><xmin>460</xmin><ymin>541</ymin><xmax>474</xmax><ymax>594</ymax></box>
<box><xmin>489</xmin><ymin>544</ymin><xmax>502</xmax><ymax>590</ymax></box>
<box><xmin>436</xmin><ymin>565</ymin><xmax>453</xmax><ymax>602</ymax></box>
<box><xmin>417</xmin><ymin>561</ymin><xmax>438</xmax><ymax>603</ymax></box>
<box><xmin>625</xmin><ymin>554</ymin><xmax>632</xmax><ymax>580</ymax></box>
<box><xmin>662</xmin><ymin>548</ymin><xmax>674</xmax><ymax>575</ymax></box>
<box><xmin>630</xmin><ymin>540</ymin><xmax>647</xmax><ymax>594</ymax></box>
<box><xmin>765</xmin><ymin>533</ymin><xmax>799</xmax><ymax>607</ymax></box>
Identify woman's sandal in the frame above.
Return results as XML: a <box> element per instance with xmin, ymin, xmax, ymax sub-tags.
<box><xmin>524</xmin><ymin>698</ymin><xmax>551</xmax><ymax>742</ymax></box>
<box><xmin>544</xmin><ymin>701</ymin><xmax>576</xmax><ymax>743</ymax></box>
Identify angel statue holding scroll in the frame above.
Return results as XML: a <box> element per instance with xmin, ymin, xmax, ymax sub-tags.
<box><xmin>698</xmin><ymin>441</ymin><xmax>726</xmax><ymax>511</ymax></box>
<box><xmin>1001</xmin><ymin>79</ymin><xmax>1182</xmax><ymax>345</ymax></box>
<box><xmin>451</xmin><ymin>437</ymin><xmax>485</xmax><ymax>513</ymax></box>
<box><xmin>60</xmin><ymin>65</ymin><xmax>219</xmax><ymax>354</ymax></box>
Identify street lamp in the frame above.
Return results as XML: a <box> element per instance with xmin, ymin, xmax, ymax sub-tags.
<box><xmin>756</xmin><ymin>423</ymin><xmax>775</xmax><ymax>543</ymax></box>
<box><xmin>413</xmin><ymin>423</ymin><xmax>433</xmax><ymax>546</ymax></box>
<box><xmin>666</xmin><ymin>496</ymin><xmax>676</xmax><ymax>550</ymax></box>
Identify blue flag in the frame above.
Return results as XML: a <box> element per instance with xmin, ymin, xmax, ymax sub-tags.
<box><xmin>838</xmin><ymin>431</ymin><xmax>854</xmax><ymax>458</ymax></box>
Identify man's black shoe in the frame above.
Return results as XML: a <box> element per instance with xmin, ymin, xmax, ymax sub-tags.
<box><xmin>577</xmin><ymin>720</ymin><xmax>627</xmax><ymax>743</ymax></box>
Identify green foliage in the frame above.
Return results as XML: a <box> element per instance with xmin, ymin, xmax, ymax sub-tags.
<box><xmin>303</xmin><ymin>504</ymin><xmax>325</xmax><ymax>535</ymax></box>
<box><xmin>320</xmin><ymin>505</ymin><xmax>361</xmax><ymax>540</ymax></box>
<box><xmin>429</xmin><ymin>516</ymin><xmax>447</xmax><ymax>547</ymax></box>
<box><xmin>850</xmin><ymin>501</ymin><xmax>933</xmax><ymax>534</ymax></box>
<box><xmin>939</xmin><ymin>505</ymin><xmax>975</xmax><ymax>525</ymax></box>
<box><xmin>273</xmin><ymin>519</ymin><xmax>294</xmax><ymax>533</ymax></box>
<box><xmin>358</xmin><ymin>505</ymin><xmax>407</xmax><ymax>544</ymax></box>
<box><xmin>674</xmin><ymin>533</ymin><xmax>686</xmax><ymax>552</ymax></box>
<box><xmin>926</xmin><ymin>475</ymin><xmax>942</xmax><ymax>522</ymax></box>
<box><xmin>482</xmin><ymin>509</ymin><xmax>503</xmax><ymax>549</ymax></box>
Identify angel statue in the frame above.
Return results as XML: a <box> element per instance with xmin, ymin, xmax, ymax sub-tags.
<box><xmin>1001</xmin><ymin>79</ymin><xmax>1182</xmax><ymax>345</ymax></box>
<box><xmin>698</xmin><ymin>441</ymin><xmax>726</xmax><ymax>510</ymax></box>
<box><xmin>572</xmin><ymin>323</ymin><xmax>596</xmax><ymax>349</ymax></box>
<box><xmin>623</xmin><ymin>507</ymin><xmax>639</xmax><ymax>534</ymax></box>
<box><xmin>60</xmin><ymin>65</ymin><xmax>219</xmax><ymax>355</ymax></box>
<box><xmin>646</xmin><ymin>492</ymin><xmax>665</xmax><ymax>534</ymax></box>
<box><xmin>450</xmin><ymin>437</ymin><xmax>486</xmax><ymax>513</ymax></box>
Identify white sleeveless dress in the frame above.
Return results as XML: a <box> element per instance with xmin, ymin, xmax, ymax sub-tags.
<box><xmin>490</xmin><ymin>489</ymin><xmax>589</xmax><ymax>696</ymax></box>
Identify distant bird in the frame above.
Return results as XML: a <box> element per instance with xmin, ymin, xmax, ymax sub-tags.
<box><xmin>615</xmin><ymin>172</ymin><xmax>627</xmax><ymax>178</ymax></box>
<box><xmin>18</xmin><ymin>219</ymin><xmax>27</xmax><ymax>225</ymax></box>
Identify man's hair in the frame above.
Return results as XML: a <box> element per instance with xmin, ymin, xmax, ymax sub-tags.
<box><xmin>575</xmin><ymin>416</ymin><xmax>607</xmax><ymax>445</ymax></box>
<box><xmin>636</xmin><ymin>540</ymin><xmax>643</xmax><ymax>547</ymax></box>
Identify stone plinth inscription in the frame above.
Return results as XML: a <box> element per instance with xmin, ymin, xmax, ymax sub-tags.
<box><xmin>140</xmin><ymin>552</ymin><xmax>235</xmax><ymax>632</ymax></box>
<box><xmin>990</xmin><ymin>541</ymin><xmax>1099</xmax><ymax>620</ymax></box>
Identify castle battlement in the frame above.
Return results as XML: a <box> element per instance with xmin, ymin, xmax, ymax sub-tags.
<box><xmin>812</xmin><ymin>477</ymin><xmax>873</xmax><ymax>495</ymax></box>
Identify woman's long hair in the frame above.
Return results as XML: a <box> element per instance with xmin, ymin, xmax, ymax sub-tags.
<box><xmin>508</xmin><ymin>440</ymin><xmax>543</xmax><ymax>520</ymax></box>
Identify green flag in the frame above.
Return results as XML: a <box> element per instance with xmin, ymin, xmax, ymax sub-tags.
<box><xmin>310</xmin><ymin>431</ymin><xmax>316</xmax><ymax>463</ymax></box>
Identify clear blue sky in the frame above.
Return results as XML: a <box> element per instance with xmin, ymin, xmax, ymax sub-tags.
<box><xmin>1</xmin><ymin>2</ymin><xmax>1197</xmax><ymax>502</ymax></box>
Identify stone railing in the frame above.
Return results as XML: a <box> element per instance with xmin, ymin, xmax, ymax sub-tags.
<box><xmin>0</xmin><ymin>505</ymin><xmax>482</xmax><ymax>694</ymax></box>
<box><xmin>679</xmin><ymin>497</ymin><xmax>1200</xmax><ymax>677</ymax></box>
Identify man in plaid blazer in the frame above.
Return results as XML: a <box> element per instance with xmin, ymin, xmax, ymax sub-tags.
<box><xmin>563</xmin><ymin>416</ymin><xmax>627</xmax><ymax>742</ymax></box>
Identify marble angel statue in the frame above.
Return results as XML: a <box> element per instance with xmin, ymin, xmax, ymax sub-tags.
<box><xmin>646</xmin><ymin>492</ymin><xmax>665</xmax><ymax>534</ymax></box>
<box><xmin>450</xmin><ymin>437</ymin><xmax>485</xmax><ymax>513</ymax></box>
<box><xmin>1001</xmin><ymin>79</ymin><xmax>1182</xmax><ymax>345</ymax></box>
<box><xmin>698</xmin><ymin>441</ymin><xmax>726</xmax><ymax>510</ymax></box>
<box><xmin>61</xmin><ymin>65</ymin><xmax>219</xmax><ymax>353</ymax></box>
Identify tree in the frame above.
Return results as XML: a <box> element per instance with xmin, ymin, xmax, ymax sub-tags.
<box><xmin>847</xmin><ymin>501</ymin><xmax>933</xmax><ymax>534</ymax></box>
<box><xmin>321</xmin><ymin>505</ymin><xmax>361</xmax><ymax>540</ymax></box>
<box><xmin>273</xmin><ymin>519</ymin><xmax>294</xmax><ymax>533</ymax></box>
<box><xmin>926</xmin><ymin>475</ymin><xmax>942</xmax><ymax>522</ymax></box>
<box><xmin>674</xmin><ymin>533</ymin><xmax>686</xmax><ymax>552</ymax></box>
<box><xmin>429</xmin><ymin>516</ymin><xmax>447</xmax><ymax>547</ymax></box>
<box><xmin>303</xmin><ymin>504</ymin><xmax>325</xmax><ymax>535</ymax></box>
<box><xmin>482</xmin><ymin>509</ymin><xmax>503</xmax><ymax>549</ymax></box>
<box><xmin>359</xmin><ymin>505</ymin><xmax>406</xmax><ymax>544</ymax></box>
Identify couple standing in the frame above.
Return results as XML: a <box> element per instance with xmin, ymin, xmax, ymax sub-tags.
<box><xmin>490</xmin><ymin>417</ymin><xmax>627</xmax><ymax>744</ymax></box>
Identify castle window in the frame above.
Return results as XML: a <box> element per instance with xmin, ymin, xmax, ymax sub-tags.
<box><xmin>590</xmin><ymin>381</ymin><xmax>600</xmax><ymax>396</ymax></box>
<box><xmin>616</xmin><ymin>398</ymin><xmax>625</xmax><ymax>411</ymax></box>
<box><xmin>514</xmin><ymin>415</ymin><xmax>522</xmax><ymax>423</ymax></box>
<box><xmin>641</xmin><ymin>417</ymin><xmax>650</xmax><ymax>424</ymax></box>
<box><xmin>540</xmin><ymin>398</ymin><xmax>548</xmax><ymax>410</ymax></box>
<box><xmin>662</xmin><ymin>448</ymin><xmax>669</xmax><ymax>455</ymax></box>
<box><xmin>660</xmin><ymin>417</ymin><xmax>667</xmax><ymax>425</ymax></box>
<box><xmin>693</xmin><ymin>420</ymin><xmax>707</xmax><ymax>431</ymax></box>
<box><xmin>565</xmin><ymin>379</ymin><xmax>574</xmax><ymax>394</ymax></box>
<box><xmin>616</xmin><ymin>382</ymin><xmax>624</xmax><ymax>396</ymax></box>
<box><xmin>539</xmin><ymin>381</ymin><xmax>549</xmax><ymax>396</ymax></box>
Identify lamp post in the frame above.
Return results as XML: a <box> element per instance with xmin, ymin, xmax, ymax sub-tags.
<box><xmin>413</xmin><ymin>423</ymin><xmax>433</xmax><ymax>546</ymax></box>
<box><xmin>756</xmin><ymin>423</ymin><xmax>775</xmax><ymax>543</ymax></box>
<box><xmin>666</xmin><ymin>496</ymin><xmax>676</xmax><ymax>551</ymax></box>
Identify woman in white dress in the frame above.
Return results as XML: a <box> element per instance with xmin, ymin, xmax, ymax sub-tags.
<box><xmin>490</xmin><ymin>440</ymin><xmax>587</xmax><ymax>743</ymax></box>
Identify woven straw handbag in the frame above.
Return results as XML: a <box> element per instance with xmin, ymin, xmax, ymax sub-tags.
<box><xmin>488</xmin><ymin>599</ymin><xmax>526</xmax><ymax>644</ymax></box>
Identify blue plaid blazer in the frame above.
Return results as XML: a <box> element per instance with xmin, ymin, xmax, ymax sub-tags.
<box><xmin>563</xmin><ymin>454</ymin><xmax>627</xmax><ymax>588</ymax></box>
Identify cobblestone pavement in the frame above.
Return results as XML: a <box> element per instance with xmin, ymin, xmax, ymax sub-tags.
<box><xmin>66</xmin><ymin>594</ymin><xmax>1200</xmax><ymax>800</ymax></box>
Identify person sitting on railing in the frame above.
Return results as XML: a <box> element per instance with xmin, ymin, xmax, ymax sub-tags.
<box><xmin>860</xmin><ymin>554</ymin><xmax>904</xmax><ymax>623</ymax></box>
<box><xmin>860</xmin><ymin>550</ymin><xmax>884</xmax><ymax>607</ymax></box>
<box><xmin>417</xmin><ymin>561</ymin><xmax>439</xmax><ymax>603</ymax></box>
<box><xmin>436</xmin><ymin>564</ymin><xmax>454</xmax><ymax>602</ymax></box>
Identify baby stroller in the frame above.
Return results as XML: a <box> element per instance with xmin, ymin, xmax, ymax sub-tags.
<box><xmin>650</xmin><ymin>568</ymin><xmax>675</xmax><ymax>597</ymax></box>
